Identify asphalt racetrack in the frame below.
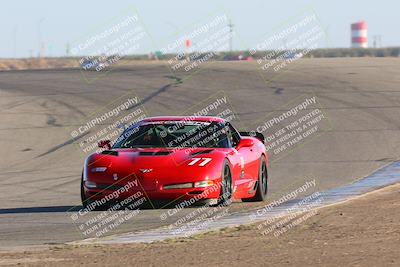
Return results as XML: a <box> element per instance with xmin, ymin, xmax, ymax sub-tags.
<box><xmin>0</xmin><ymin>58</ymin><xmax>399</xmax><ymax>248</ymax></box>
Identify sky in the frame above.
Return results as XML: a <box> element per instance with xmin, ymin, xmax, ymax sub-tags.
<box><xmin>0</xmin><ymin>0</ymin><xmax>398</xmax><ymax>58</ymax></box>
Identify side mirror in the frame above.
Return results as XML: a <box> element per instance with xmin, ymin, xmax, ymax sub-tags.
<box><xmin>98</xmin><ymin>140</ymin><xmax>112</xmax><ymax>150</ymax></box>
<box><xmin>236</xmin><ymin>138</ymin><xmax>254</xmax><ymax>149</ymax></box>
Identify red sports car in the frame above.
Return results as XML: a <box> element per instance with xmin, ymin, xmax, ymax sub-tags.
<box><xmin>81</xmin><ymin>116</ymin><xmax>268</xmax><ymax>209</ymax></box>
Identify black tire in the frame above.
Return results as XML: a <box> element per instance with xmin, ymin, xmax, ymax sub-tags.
<box><xmin>80</xmin><ymin>175</ymin><xmax>109</xmax><ymax>211</ymax></box>
<box><xmin>217</xmin><ymin>159</ymin><xmax>233</xmax><ymax>206</ymax></box>
<box><xmin>242</xmin><ymin>155</ymin><xmax>268</xmax><ymax>202</ymax></box>
<box><xmin>80</xmin><ymin>176</ymin><xmax>89</xmax><ymax>209</ymax></box>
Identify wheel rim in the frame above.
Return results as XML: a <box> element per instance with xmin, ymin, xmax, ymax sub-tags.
<box><xmin>260</xmin><ymin>161</ymin><xmax>268</xmax><ymax>196</ymax></box>
<box><xmin>222</xmin><ymin>165</ymin><xmax>232</xmax><ymax>201</ymax></box>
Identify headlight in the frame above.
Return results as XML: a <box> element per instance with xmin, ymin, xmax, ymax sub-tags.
<box><xmin>194</xmin><ymin>180</ymin><xmax>214</xmax><ymax>188</ymax></box>
<box><xmin>163</xmin><ymin>183</ymin><xmax>193</xmax><ymax>190</ymax></box>
<box><xmin>91</xmin><ymin>167</ymin><xmax>107</xmax><ymax>173</ymax></box>
<box><xmin>85</xmin><ymin>181</ymin><xmax>97</xmax><ymax>189</ymax></box>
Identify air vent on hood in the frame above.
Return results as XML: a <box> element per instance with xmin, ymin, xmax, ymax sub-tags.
<box><xmin>101</xmin><ymin>150</ymin><xmax>118</xmax><ymax>156</ymax></box>
<box><xmin>139</xmin><ymin>151</ymin><xmax>172</xmax><ymax>156</ymax></box>
<box><xmin>190</xmin><ymin>149</ymin><xmax>214</xmax><ymax>156</ymax></box>
<box><xmin>154</xmin><ymin>151</ymin><xmax>172</xmax><ymax>155</ymax></box>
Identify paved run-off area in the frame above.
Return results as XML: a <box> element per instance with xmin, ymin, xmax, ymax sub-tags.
<box><xmin>0</xmin><ymin>58</ymin><xmax>400</xmax><ymax>247</ymax></box>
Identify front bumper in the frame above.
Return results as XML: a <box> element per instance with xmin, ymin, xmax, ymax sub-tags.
<box><xmin>83</xmin><ymin>181</ymin><xmax>221</xmax><ymax>202</ymax></box>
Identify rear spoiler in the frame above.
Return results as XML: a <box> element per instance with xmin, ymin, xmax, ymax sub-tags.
<box><xmin>239</xmin><ymin>131</ymin><xmax>265</xmax><ymax>143</ymax></box>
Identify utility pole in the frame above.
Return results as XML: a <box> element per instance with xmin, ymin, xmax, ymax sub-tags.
<box><xmin>228</xmin><ymin>20</ymin><xmax>234</xmax><ymax>52</ymax></box>
<box><xmin>66</xmin><ymin>42</ymin><xmax>71</xmax><ymax>57</ymax></box>
<box><xmin>373</xmin><ymin>35</ymin><xmax>383</xmax><ymax>48</ymax></box>
<box><xmin>13</xmin><ymin>26</ymin><xmax>17</xmax><ymax>59</ymax></box>
<box><xmin>37</xmin><ymin>18</ymin><xmax>45</xmax><ymax>58</ymax></box>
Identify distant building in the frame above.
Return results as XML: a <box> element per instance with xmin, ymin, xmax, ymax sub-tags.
<box><xmin>351</xmin><ymin>21</ymin><xmax>368</xmax><ymax>48</ymax></box>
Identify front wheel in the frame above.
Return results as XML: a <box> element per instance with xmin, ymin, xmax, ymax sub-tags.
<box><xmin>217</xmin><ymin>159</ymin><xmax>233</xmax><ymax>206</ymax></box>
<box><xmin>81</xmin><ymin>175</ymin><xmax>109</xmax><ymax>210</ymax></box>
<box><xmin>80</xmin><ymin>176</ymin><xmax>90</xmax><ymax>209</ymax></box>
<box><xmin>242</xmin><ymin>155</ymin><xmax>268</xmax><ymax>202</ymax></box>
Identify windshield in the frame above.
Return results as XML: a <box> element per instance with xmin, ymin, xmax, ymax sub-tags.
<box><xmin>113</xmin><ymin>121</ymin><xmax>230</xmax><ymax>149</ymax></box>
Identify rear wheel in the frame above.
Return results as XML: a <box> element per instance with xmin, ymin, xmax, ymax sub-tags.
<box><xmin>218</xmin><ymin>160</ymin><xmax>233</xmax><ymax>206</ymax></box>
<box><xmin>242</xmin><ymin>155</ymin><xmax>268</xmax><ymax>202</ymax></box>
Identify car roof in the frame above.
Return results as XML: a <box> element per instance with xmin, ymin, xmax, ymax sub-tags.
<box><xmin>141</xmin><ymin>116</ymin><xmax>225</xmax><ymax>123</ymax></box>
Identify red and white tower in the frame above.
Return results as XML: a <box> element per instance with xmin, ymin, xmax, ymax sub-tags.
<box><xmin>351</xmin><ymin>21</ymin><xmax>368</xmax><ymax>48</ymax></box>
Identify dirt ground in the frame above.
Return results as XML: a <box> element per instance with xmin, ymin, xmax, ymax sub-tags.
<box><xmin>0</xmin><ymin>183</ymin><xmax>399</xmax><ymax>267</ymax></box>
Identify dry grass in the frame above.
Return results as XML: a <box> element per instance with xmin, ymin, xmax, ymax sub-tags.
<box><xmin>0</xmin><ymin>58</ymin><xmax>79</xmax><ymax>71</ymax></box>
